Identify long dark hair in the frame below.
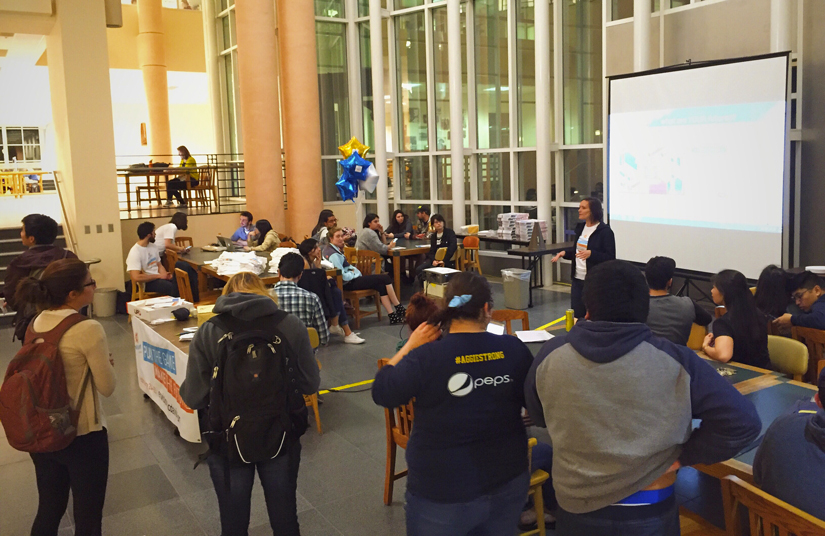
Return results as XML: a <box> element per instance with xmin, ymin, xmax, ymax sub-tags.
<box><xmin>255</xmin><ymin>219</ymin><xmax>273</xmax><ymax>239</ymax></box>
<box><xmin>430</xmin><ymin>272</ymin><xmax>493</xmax><ymax>327</ymax></box>
<box><xmin>755</xmin><ymin>265</ymin><xmax>791</xmax><ymax>318</ymax></box>
<box><xmin>583</xmin><ymin>197</ymin><xmax>603</xmax><ymax>222</ymax></box>
<box><xmin>362</xmin><ymin>213</ymin><xmax>379</xmax><ymax>229</ymax></box>
<box><xmin>299</xmin><ymin>238</ymin><xmax>318</xmax><ymax>263</ymax></box>
<box><xmin>386</xmin><ymin>210</ymin><xmax>408</xmax><ymax>235</ymax></box>
<box><xmin>16</xmin><ymin>259</ymin><xmax>89</xmax><ymax>311</ymax></box>
<box><xmin>177</xmin><ymin>145</ymin><xmax>191</xmax><ymax>160</ymax></box>
<box><xmin>712</xmin><ymin>269</ymin><xmax>766</xmax><ymax>343</ymax></box>
<box><xmin>312</xmin><ymin>210</ymin><xmax>335</xmax><ymax>236</ymax></box>
<box><xmin>170</xmin><ymin>212</ymin><xmax>188</xmax><ymax>231</ymax></box>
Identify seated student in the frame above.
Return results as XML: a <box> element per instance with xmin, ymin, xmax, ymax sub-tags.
<box><xmin>774</xmin><ymin>271</ymin><xmax>825</xmax><ymax>331</ymax></box>
<box><xmin>703</xmin><ymin>269</ymin><xmax>771</xmax><ymax>369</ymax></box>
<box><xmin>311</xmin><ymin>209</ymin><xmax>352</xmax><ymax>249</ymax></box>
<box><xmin>525</xmin><ymin>260</ymin><xmax>761</xmax><ymax>536</ymax></box>
<box><xmin>753</xmin><ymin>367</ymin><xmax>825</xmax><ymax>521</ymax></box>
<box><xmin>413</xmin><ymin>206</ymin><xmax>433</xmax><ymax>239</ymax></box>
<box><xmin>126</xmin><ymin>222</ymin><xmax>177</xmax><ymax>297</ymax></box>
<box><xmin>324</xmin><ymin>227</ymin><xmax>406</xmax><ymax>324</ymax></box>
<box><xmin>298</xmin><ymin>239</ymin><xmax>364</xmax><ymax>344</ymax></box>
<box><xmin>396</xmin><ymin>292</ymin><xmax>440</xmax><ymax>351</ymax></box>
<box><xmin>154</xmin><ymin>212</ymin><xmax>199</xmax><ymax>302</ymax></box>
<box><xmin>414</xmin><ymin>214</ymin><xmax>457</xmax><ymax>281</ymax></box>
<box><xmin>273</xmin><ymin>253</ymin><xmax>330</xmax><ymax>346</ymax></box>
<box><xmin>644</xmin><ymin>256</ymin><xmax>712</xmax><ymax>345</ymax></box>
<box><xmin>244</xmin><ymin>219</ymin><xmax>279</xmax><ymax>254</ymax></box>
<box><xmin>386</xmin><ymin>209</ymin><xmax>413</xmax><ymax>240</ymax></box>
<box><xmin>355</xmin><ymin>213</ymin><xmax>396</xmax><ymax>255</ymax></box>
<box><xmin>755</xmin><ymin>264</ymin><xmax>795</xmax><ymax>320</ymax></box>
<box><xmin>230</xmin><ymin>211</ymin><xmax>257</xmax><ymax>246</ymax></box>
<box><xmin>164</xmin><ymin>145</ymin><xmax>198</xmax><ymax>207</ymax></box>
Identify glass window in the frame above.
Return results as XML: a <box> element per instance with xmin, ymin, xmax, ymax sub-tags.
<box><xmin>358</xmin><ymin>0</ymin><xmax>369</xmax><ymax>17</ymax></box>
<box><xmin>475</xmin><ymin>0</ymin><xmax>509</xmax><ymax>149</ymax></box>
<box><xmin>223</xmin><ymin>54</ymin><xmax>239</xmax><ymax>154</ymax></box>
<box><xmin>435</xmin><ymin>204</ymin><xmax>472</xmax><ymax>229</ymax></box>
<box><xmin>477</xmin><ymin>153</ymin><xmax>510</xmax><ymax>201</ymax></box>
<box><xmin>670</xmin><ymin>0</ymin><xmax>690</xmax><ymax>6</ymax></box>
<box><xmin>221</xmin><ymin>16</ymin><xmax>231</xmax><ymax>49</ymax></box>
<box><xmin>516</xmin><ymin>0</ymin><xmax>536</xmax><ymax>147</ymax></box>
<box><xmin>398</xmin><ymin>156</ymin><xmax>430</xmax><ymax>200</ymax></box>
<box><xmin>396</xmin><ymin>12</ymin><xmax>428</xmax><ymax>152</ymax></box>
<box><xmin>315</xmin><ymin>0</ymin><xmax>344</xmax><ymax>17</ymax></box>
<box><xmin>396</xmin><ymin>0</ymin><xmax>424</xmax><ymax>8</ymax></box>
<box><xmin>563</xmin><ymin>206</ymin><xmax>582</xmax><ymax>241</ymax></box>
<box><xmin>365</xmin><ymin>159</ymin><xmax>394</xmax><ymax>200</ymax></box>
<box><xmin>435</xmin><ymin>156</ymin><xmax>471</xmax><ymax>201</ymax></box>
<box><xmin>7</xmin><ymin>128</ymin><xmax>22</xmax><ymax>145</ymax></box>
<box><xmin>432</xmin><ymin>8</ymin><xmax>450</xmax><ymax>151</ymax></box>
<box><xmin>477</xmin><ymin>205</ymin><xmax>512</xmax><ymax>231</ymax></box>
<box><xmin>322</xmin><ymin>159</ymin><xmax>342</xmax><ymax>202</ymax></box>
<box><xmin>610</xmin><ymin>0</ymin><xmax>633</xmax><ymax>20</ymax></box>
<box><xmin>563</xmin><ymin>149</ymin><xmax>603</xmax><ymax>202</ymax></box>
<box><xmin>517</xmin><ymin>151</ymin><xmax>539</xmax><ymax>201</ymax></box>
<box><xmin>563</xmin><ymin>0</ymin><xmax>602</xmax><ymax>145</ymax></box>
<box><xmin>359</xmin><ymin>23</ymin><xmax>375</xmax><ymax>149</ymax></box>
<box><xmin>461</xmin><ymin>3</ymin><xmax>469</xmax><ymax>148</ymax></box>
<box><xmin>316</xmin><ymin>22</ymin><xmax>351</xmax><ymax>156</ymax></box>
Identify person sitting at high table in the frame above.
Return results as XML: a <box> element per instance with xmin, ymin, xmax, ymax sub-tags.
<box><xmin>298</xmin><ymin>239</ymin><xmax>365</xmax><ymax>344</ymax></box>
<box><xmin>550</xmin><ymin>197</ymin><xmax>615</xmax><ymax>319</ymax></box>
<box><xmin>273</xmin><ymin>253</ymin><xmax>330</xmax><ymax>347</ymax></box>
<box><xmin>355</xmin><ymin>213</ymin><xmax>396</xmax><ymax>255</ymax></box>
<box><xmin>244</xmin><ymin>219</ymin><xmax>279</xmax><ymax>254</ymax></box>
<box><xmin>126</xmin><ymin>222</ymin><xmax>176</xmax><ymax>297</ymax></box>
<box><xmin>153</xmin><ymin>212</ymin><xmax>199</xmax><ymax>302</ymax></box>
<box><xmin>774</xmin><ymin>271</ymin><xmax>825</xmax><ymax>331</ymax></box>
<box><xmin>645</xmin><ymin>256</ymin><xmax>713</xmax><ymax>345</ymax></box>
<box><xmin>415</xmin><ymin>214</ymin><xmax>457</xmax><ymax>282</ymax></box>
<box><xmin>525</xmin><ymin>260</ymin><xmax>761</xmax><ymax>536</ymax></box>
<box><xmin>164</xmin><ymin>145</ymin><xmax>198</xmax><ymax>207</ymax></box>
<box><xmin>413</xmin><ymin>206</ymin><xmax>433</xmax><ymax>239</ymax></box>
<box><xmin>324</xmin><ymin>227</ymin><xmax>406</xmax><ymax>324</ymax></box>
<box><xmin>753</xmin><ymin>366</ymin><xmax>825</xmax><ymax>521</ymax></box>
<box><xmin>703</xmin><ymin>269</ymin><xmax>771</xmax><ymax>369</ymax></box>
<box><xmin>386</xmin><ymin>209</ymin><xmax>413</xmax><ymax>240</ymax></box>
<box><xmin>231</xmin><ymin>211</ymin><xmax>257</xmax><ymax>246</ymax></box>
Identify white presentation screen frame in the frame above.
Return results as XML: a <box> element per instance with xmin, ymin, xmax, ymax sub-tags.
<box><xmin>607</xmin><ymin>54</ymin><xmax>790</xmax><ymax>280</ymax></box>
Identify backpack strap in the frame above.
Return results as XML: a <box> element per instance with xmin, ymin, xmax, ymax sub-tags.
<box><xmin>25</xmin><ymin>312</ymin><xmax>88</xmax><ymax>346</ymax></box>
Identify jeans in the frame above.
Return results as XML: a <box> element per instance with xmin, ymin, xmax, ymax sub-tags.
<box><xmin>330</xmin><ymin>284</ymin><xmax>349</xmax><ymax>327</ymax></box>
<box><xmin>206</xmin><ymin>439</ymin><xmax>302</xmax><ymax>536</ymax></box>
<box><xmin>144</xmin><ymin>278</ymin><xmax>177</xmax><ymax>298</ymax></box>
<box><xmin>174</xmin><ymin>260</ymin><xmax>200</xmax><ymax>302</ymax></box>
<box><xmin>528</xmin><ymin>441</ymin><xmax>556</xmax><ymax>511</ymax></box>
<box><xmin>166</xmin><ymin>177</ymin><xmax>198</xmax><ymax>204</ymax></box>
<box><xmin>571</xmin><ymin>278</ymin><xmax>586</xmax><ymax>319</ymax></box>
<box><xmin>405</xmin><ymin>471</ymin><xmax>530</xmax><ymax>536</ymax></box>
<box><xmin>556</xmin><ymin>495</ymin><xmax>680</xmax><ymax>536</ymax></box>
<box><xmin>30</xmin><ymin>429</ymin><xmax>109</xmax><ymax>536</ymax></box>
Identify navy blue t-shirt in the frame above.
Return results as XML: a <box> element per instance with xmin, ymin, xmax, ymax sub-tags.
<box><xmin>372</xmin><ymin>332</ymin><xmax>533</xmax><ymax>503</ymax></box>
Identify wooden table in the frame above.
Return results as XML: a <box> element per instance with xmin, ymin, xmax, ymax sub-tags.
<box><xmin>386</xmin><ymin>240</ymin><xmax>431</xmax><ymax>297</ymax></box>
<box><xmin>117</xmin><ymin>166</ymin><xmax>202</xmax><ymax>212</ymax></box>
<box><xmin>507</xmin><ymin>241</ymin><xmax>575</xmax><ymax>307</ymax></box>
<box><xmin>147</xmin><ymin>315</ymin><xmax>199</xmax><ymax>353</ymax></box>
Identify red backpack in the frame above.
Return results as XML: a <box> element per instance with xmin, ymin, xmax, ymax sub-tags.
<box><xmin>0</xmin><ymin>313</ymin><xmax>91</xmax><ymax>453</ymax></box>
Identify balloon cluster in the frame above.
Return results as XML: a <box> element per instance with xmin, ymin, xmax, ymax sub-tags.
<box><xmin>336</xmin><ymin>137</ymin><xmax>380</xmax><ymax>202</ymax></box>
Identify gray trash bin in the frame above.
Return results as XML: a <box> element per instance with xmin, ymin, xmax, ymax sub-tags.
<box><xmin>501</xmin><ymin>268</ymin><xmax>531</xmax><ymax>310</ymax></box>
<box><xmin>93</xmin><ymin>288</ymin><xmax>118</xmax><ymax>318</ymax></box>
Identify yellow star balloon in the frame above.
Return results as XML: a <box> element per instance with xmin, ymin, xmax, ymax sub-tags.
<box><xmin>338</xmin><ymin>137</ymin><xmax>370</xmax><ymax>159</ymax></box>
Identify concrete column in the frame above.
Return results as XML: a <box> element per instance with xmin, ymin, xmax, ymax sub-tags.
<box><xmin>633</xmin><ymin>0</ymin><xmax>652</xmax><ymax>72</ymax></box>
<box><xmin>277</xmin><ymin>0</ymin><xmax>324</xmax><ymax>237</ymax></box>
<box><xmin>770</xmin><ymin>0</ymin><xmax>794</xmax><ymax>53</ymax></box>
<box><xmin>202</xmin><ymin>0</ymin><xmax>226</xmax><ymax>158</ymax></box>
<box><xmin>234</xmin><ymin>0</ymin><xmax>285</xmax><ymax>231</ymax></box>
<box><xmin>370</xmin><ymin>0</ymin><xmax>389</xmax><ymax>225</ymax></box>
<box><xmin>535</xmin><ymin>0</ymin><xmax>552</xmax><ymax>272</ymax></box>
<box><xmin>47</xmin><ymin>0</ymin><xmax>124</xmax><ymax>289</ymax></box>
<box><xmin>137</xmin><ymin>0</ymin><xmax>172</xmax><ymax>158</ymax></box>
<box><xmin>447</xmin><ymin>0</ymin><xmax>465</xmax><ymax>227</ymax></box>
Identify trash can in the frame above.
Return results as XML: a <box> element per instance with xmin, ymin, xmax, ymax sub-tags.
<box><xmin>502</xmin><ymin>268</ymin><xmax>531</xmax><ymax>310</ymax></box>
<box><xmin>93</xmin><ymin>288</ymin><xmax>117</xmax><ymax>318</ymax></box>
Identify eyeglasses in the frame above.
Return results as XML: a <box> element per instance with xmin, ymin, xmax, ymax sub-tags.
<box><xmin>792</xmin><ymin>289</ymin><xmax>809</xmax><ymax>302</ymax></box>
<box><xmin>84</xmin><ymin>280</ymin><xmax>97</xmax><ymax>288</ymax></box>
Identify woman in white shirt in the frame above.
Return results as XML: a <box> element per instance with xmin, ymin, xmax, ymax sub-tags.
<box><xmin>15</xmin><ymin>258</ymin><xmax>116</xmax><ymax>536</ymax></box>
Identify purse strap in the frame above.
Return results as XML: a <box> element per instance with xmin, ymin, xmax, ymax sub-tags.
<box><xmin>73</xmin><ymin>365</ymin><xmax>98</xmax><ymax>425</ymax></box>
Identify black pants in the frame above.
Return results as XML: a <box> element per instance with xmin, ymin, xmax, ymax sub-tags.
<box><xmin>571</xmin><ymin>277</ymin><xmax>586</xmax><ymax>319</ymax></box>
<box><xmin>166</xmin><ymin>177</ymin><xmax>198</xmax><ymax>204</ymax></box>
<box><xmin>173</xmin><ymin>260</ymin><xmax>200</xmax><ymax>302</ymax></box>
<box><xmin>30</xmin><ymin>429</ymin><xmax>109</xmax><ymax>536</ymax></box>
<box><xmin>144</xmin><ymin>278</ymin><xmax>178</xmax><ymax>298</ymax></box>
<box><xmin>343</xmin><ymin>274</ymin><xmax>391</xmax><ymax>296</ymax></box>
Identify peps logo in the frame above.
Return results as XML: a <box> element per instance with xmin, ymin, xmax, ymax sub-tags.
<box><xmin>447</xmin><ymin>372</ymin><xmax>512</xmax><ymax>397</ymax></box>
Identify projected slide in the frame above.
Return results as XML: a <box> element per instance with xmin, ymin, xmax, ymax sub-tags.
<box><xmin>608</xmin><ymin>55</ymin><xmax>788</xmax><ymax>278</ymax></box>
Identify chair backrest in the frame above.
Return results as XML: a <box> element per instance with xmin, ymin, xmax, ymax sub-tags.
<box><xmin>721</xmin><ymin>475</ymin><xmax>825</xmax><ymax>536</ymax></box>
<box><xmin>791</xmin><ymin>326</ymin><xmax>825</xmax><ymax>382</ymax></box>
<box><xmin>197</xmin><ymin>166</ymin><xmax>211</xmax><ymax>184</ymax></box>
<box><xmin>491</xmin><ymin>309</ymin><xmax>529</xmax><ymax>334</ymax></box>
<box><xmin>174</xmin><ymin>268</ymin><xmax>194</xmax><ymax>302</ymax></box>
<box><xmin>435</xmin><ymin>247</ymin><xmax>447</xmax><ymax>262</ymax></box>
<box><xmin>767</xmin><ymin>334</ymin><xmax>809</xmax><ymax>379</ymax></box>
<box><xmin>377</xmin><ymin>358</ymin><xmax>415</xmax><ymax>439</ymax></box>
<box><xmin>355</xmin><ymin>249</ymin><xmax>382</xmax><ymax>275</ymax></box>
<box><xmin>164</xmin><ymin>249</ymin><xmax>179</xmax><ymax>273</ymax></box>
<box><xmin>307</xmin><ymin>327</ymin><xmax>320</xmax><ymax>349</ymax></box>
<box><xmin>280</xmin><ymin>240</ymin><xmax>297</xmax><ymax>248</ymax></box>
<box><xmin>344</xmin><ymin>246</ymin><xmax>357</xmax><ymax>263</ymax></box>
<box><xmin>686</xmin><ymin>323</ymin><xmax>707</xmax><ymax>351</ymax></box>
<box><xmin>818</xmin><ymin>359</ymin><xmax>825</xmax><ymax>380</ymax></box>
<box><xmin>462</xmin><ymin>236</ymin><xmax>479</xmax><ymax>248</ymax></box>
<box><xmin>130</xmin><ymin>277</ymin><xmax>146</xmax><ymax>301</ymax></box>
<box><xmin>175</xmin><ymin>236</ymin><xmax>193</xmax><ymax>248</ymax></box>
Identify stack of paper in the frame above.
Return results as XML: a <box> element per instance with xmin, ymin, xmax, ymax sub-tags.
<box><xmin>515</xmin><ymin>219</ymin><xmax>548</xmax><ymax>241</ymax></box>
<box><xmin>269</xmin><ymin>247</ymin><xmax>301</xmax><ymax>274</ymax></box>
<box><xmin>495</xmin><ymin>212</ymin><xmax>529</xmax><ymax>240</ymax></box>
<box><xmin>208</xmin><ymin>251</ymin><xmax>268</xmax><ymax>276</ymax></box>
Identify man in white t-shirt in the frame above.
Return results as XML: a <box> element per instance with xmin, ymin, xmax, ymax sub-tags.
<box><xmin>126</xmin><ymin>222</ymin><xmax>176</xmax><ymax>296</ymax></box>
<box><xmin>153</xmin><ymin>212</ymin><xmax>199</xmax><ymax>301</ymax></box>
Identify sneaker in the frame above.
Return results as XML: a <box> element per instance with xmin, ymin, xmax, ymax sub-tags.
<box><xmin>344</xmin><ymin>332</ymin><xmax>365</xmax><ymax>344</ymax></box>
<box><xmin>163</xmin><ymin>200</ymin><xmax>174</xmax><ymax>207</ymax></box>
<box><xmin>395</xmin><ymin>304</ymin><xmax>407</xmax><ymax>316</ymax></box>
<box><xmin>518</xmin><ymin>508</ymin><xmax>556</xmax><ymax>532</ymax></box>
<box><xmin>329</xmin><ymin>324</ymin><xmax>345</xmax><ymax>337</ymax></box>
<box><xmin>178</xmin><ymin>202</ymin><xmax>187</xmax><ymax>207</ymax></box>
<box><xmin>388</xmin><ymin>311</ymin><xmax>404</xmax><ymax>325</ymax></box>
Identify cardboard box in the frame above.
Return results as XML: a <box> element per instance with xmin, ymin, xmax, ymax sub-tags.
<box><xmin>423</xmin><ymin>267</ymin><xmax>460</xmax><ymax>298</ymax></box>
<box><xmin>127</xmin><ymin>296</ymin><xmax>194</xmax><ymax>323</ymax></box>
<box><xmin>197</xmin><ymin>304</ymin><xmax>216</xmax><ymax>327</ymax></box>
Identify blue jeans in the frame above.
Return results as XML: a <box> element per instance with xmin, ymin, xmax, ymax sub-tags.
<box><xmin>330</xmin><ymin>284</ymin><xmax>349</xmax><ymax>327</ymax></box>
<box><xmin>206</xmin><ymin>439</ymin><xmax>302</xmax><ymax>536</ymax></box>
<box><xmin>528</xmin><ymin>441</ymin><xmax>556</xmax><ymax>511</ymax></box>
<box><xmin>144</xmin><ymin>278</ymin><xmax>176</xmax><ymax>297</ymax></box>
<box><xmin>405</xmin><ymin>471</ymin><xmax>530</xmax><ymax>536</ymax></box>
<box><xmin>556</xmin><ymin>495</ymin><xmax>680</xmax><ymax>536</ymax></box>
<box><xmin>174</xmin><ymin>260</ymin><xmax>200</xmax><ymax>302</ymax></box>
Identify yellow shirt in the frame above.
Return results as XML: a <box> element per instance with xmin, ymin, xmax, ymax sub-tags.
<box><xmin>180</xmin><ymin>156</ymin><xmax>197</xmax><ymax>181</ymax></box>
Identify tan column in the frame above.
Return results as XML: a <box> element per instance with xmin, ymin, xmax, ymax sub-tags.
<box><xmin>234</xmin><ymin>0</ymin><xmax>285</xmax><ymax>232</ymax></box>
<box><xmin>137</xmin><ymin>0</ymin><xmax>172</xmax><ymax>158</ymax></box>
<box><xmin>276</xmin><ymin>0</ymin><xmax>324</xmax><ymax>238</ymax></box>
<box><xmin>47</xmin><ymin>0</ymin><xmax>124</xmax><ymax>289</ymax></box>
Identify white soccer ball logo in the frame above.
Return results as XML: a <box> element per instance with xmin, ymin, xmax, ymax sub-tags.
<box><xmin>447</xmin><ymin>372</ymin><xmax>474</xmax><ymax>397</ymax></box>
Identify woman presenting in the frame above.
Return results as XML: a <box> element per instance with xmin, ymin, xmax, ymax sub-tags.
<box><xmin>551</xmin><ymin>197</ymin><xmax>615</xmax><ymax>319</ymax></box>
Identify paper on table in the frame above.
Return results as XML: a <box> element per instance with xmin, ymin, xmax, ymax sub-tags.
<box><xmin>179</xmin><ymin>333</ymin><xmax>196</xmax><ymax>342</ymax></box>
<box><xmin>515</xmin><ymin>330</ymin><xmax>553</xmax><ymax>343</ymax></box>
<box><xmin>425</xmin><ymin>267</ymin><xmax>460</xmax><ymax>275</ymax></box>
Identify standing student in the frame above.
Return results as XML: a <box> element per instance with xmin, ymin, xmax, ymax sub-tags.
<box><xmin>164</xmin><ymin>145</ymin><xmax>198</xmax><ymax>207</ymax></box>
<box><xmin>154</xmin><ymin>212</ymin><xmax>199</xmax><ymax>302</ymax></box>
<box><xmin>550</xmin><ymin>197</ymin><xmax>616</xmax><ymax>319</ymax></box>
<box><xmin>373</xmin><ymin>272</ymin><xmax>534</xmax><ymax>536</ymax></box>
<box><xmin>126</xmin><ymin>222</ymin><xmax>176</xmax><ymax>297</ymax></box>
<box><xmin>230</xmin><ymin>211</ymin><xmax>257</xmax><ymax>246</ymax></box>
<box><xmin>16</xmin><ymin>259</ymin><xmax>116</xmax><ymax>536</ymax></box>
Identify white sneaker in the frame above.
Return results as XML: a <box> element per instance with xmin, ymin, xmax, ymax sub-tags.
<box><xmin>329</xmin><ymin>324</ymin><xmax>345</xmax><ymax>337</ymax></box>
<box><xmin>344</xmin><ymin>332</ymin><xmax>365</xmax><ymax>344</ymax></box>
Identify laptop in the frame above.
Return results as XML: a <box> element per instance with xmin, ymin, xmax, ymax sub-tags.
<box><xmin>216</xmin><ymin>235</ymin><xmax>236</xmax><ymax>251</ymax></box>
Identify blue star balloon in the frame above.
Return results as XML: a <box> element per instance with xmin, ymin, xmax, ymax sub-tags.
<box><xmin>337</xmin><ymin>150</ymin><xmax>371</xmax><ymax>182</ymax></box>
<box><xmin>335</xmin><ymin>172</ymin><xmax>359</xmax><ymax>202</ymax></box>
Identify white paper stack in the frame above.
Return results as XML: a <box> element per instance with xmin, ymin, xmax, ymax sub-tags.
<box><xmin>207</xmin><ymin>251</ymin><xmax>268</xmax><ymax>276</ymax></box>
<box><xmin>516</xmin><ymin>219</ymin><xmax>548</xmax><ymax>241</ymax></box>
<box><xmin>268</xmin><ymin>247</ymin><xmax>301</xmax><ymax>274</ymax></box>
<box><xmin>495</xmin><ymin>212</ymin><xmax>529</xmax><ymax>240</ymax></box>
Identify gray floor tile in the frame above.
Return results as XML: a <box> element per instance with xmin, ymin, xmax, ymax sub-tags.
<box><xmin>102</xmin><ymin>497</ymin><xmax>205</xmax><ymax>536</ymax></box>
<box><xmin>103</xmin><ymin>465</ymin><xmax>178</xmax><ymax>517</ymax></box>
<box><xmin>314</xmin><ymin>486</ymin><xmax>407</xmax><ymax>536</ymax></box>
<box><xmin>107</xmin><ymin>436</ymin><xmax>159</xmax><ymax>475</ymax></box>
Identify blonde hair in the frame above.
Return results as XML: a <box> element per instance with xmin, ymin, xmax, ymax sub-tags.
<box><xmin>222</xmin><ymin>272</ymin><xmax>278</xmax><ymax>304</ymax></box>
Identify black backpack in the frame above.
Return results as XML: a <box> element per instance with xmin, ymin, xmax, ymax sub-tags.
<box><xmin>203</xmin><ymin>310</ymin><xmax>300</xmax><ymax>464</ymax></box>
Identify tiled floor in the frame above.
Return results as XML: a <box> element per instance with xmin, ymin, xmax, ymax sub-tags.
<box><xmin>0</xmin><ymin>282</ymin><xmax>721</xmax><ymax>535</ymax></box>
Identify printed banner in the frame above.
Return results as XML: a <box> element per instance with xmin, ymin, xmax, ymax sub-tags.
<box><xmin>132</xmin><ymin>317</ymin><xmax>201</xmax><ymax>443</ymax></box>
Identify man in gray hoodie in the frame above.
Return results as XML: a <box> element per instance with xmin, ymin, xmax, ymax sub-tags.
<box><xmin>525</xmin><ymin>260</ymin><xmax>761</xmax><ymax>536</ymax></box>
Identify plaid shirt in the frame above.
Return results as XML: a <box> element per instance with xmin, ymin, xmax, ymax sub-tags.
<box><xmin>273</xmin><ymin>281</ymin><xmax>329</xmax><ymax>346</ymax></box>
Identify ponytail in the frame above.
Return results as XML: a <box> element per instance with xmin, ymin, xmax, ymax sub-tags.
<box><xmin>15</xmin><ymin>258</ymin><xmax>88</xmax><ymax>311</ymax></box>
<box><xmin>430</xmin><ymin>272</ymin><xmax>493</xmax><ymax>327</ymax></box>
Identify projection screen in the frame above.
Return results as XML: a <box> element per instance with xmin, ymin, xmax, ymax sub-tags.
<box><xmin>607</xmin><ymin>54</ymin><xmax>789</xmax><ymax>279</ymax></box>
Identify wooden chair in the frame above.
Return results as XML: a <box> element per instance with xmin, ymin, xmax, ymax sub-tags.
<box><xmin>435</xmin><ymin>247</ymin><xmax>447</xmax><ymax>262</ymax></box>
<box><xmin>163</xmin><ymin>249</ymin><xmax>179</xmax><ymax>274</ymax></box>
<box><xmin>521</xmin><ymin>438</ymin><xmax>551</xmax><ymax>536</ymax></box>
<box><xmin>687</xmin><ymin>323</ymin><xmax>708</xmax><ymax>351</ymax></box>
<box><xmin>173</xmin><ymin>268</ymin><xmax>217</xmax><ymax>306</ymax></box>
<box><xmin>304</xmin><ymin>327</ymin><xmax>322</xmax><ymax>434</ymax></box>
<box><xmin>279</xmin><ymin>240</ymin><xmax>297</xmax><ymax>248</ymax></box>
<box><xmin>190</xmin><ymin>167</ymin><xmax>215</xmax><ymax>208</ymax></box>
<box><xmin>791</xmin><ymin>326</ymin><xmax>825</xmax><ymax>383</ymax></box>
<box><xmin>462</xmin><ymin>236</ymin><xmax>482</xmax><ymax>275</ymax></box>
<box><xmin>175</xmin><ymin>236</ymin><xmax>193</xmax><ymax>248</ymax></box>
<box><xmin>128</xmin><ymin>275</ymin><xmax>162</xmax><ymax>323</ymax></box>
<box><xmin>344</xmin><ymin>246</ymin><xmax>357</xmax><ymax>263</ymax></box>
<box><xmin>720</xmin><ymin>475</ymin><xmax>825</xmax><ymax>536</ymax></box>
<box><xmin>767</xmin><ymin>335</ymin><xmax>809</xmax><ymax>382</ymax></box>
<box><xmin>818</xmin><ymin>359</ymin><xmax>824</xmax><ymax>380</ymax></box>
<box><xmin>344</xmin><ymin>250</ymin><xmax>383</xmax><ymax>328</ymax></box>
<box><xmin>135</xmin><ymin>174</ymin><xmax>162</xmax><ymax>206</ymax></box>
<box><xmin>491</xmin><ymin>309</ymin><xmax>530</xmax><ymax>334</ymax></box>
<box><xmin>378</xmin><ymin>358</ymin><xmax>414</xmax><ymax>505</ymax></box>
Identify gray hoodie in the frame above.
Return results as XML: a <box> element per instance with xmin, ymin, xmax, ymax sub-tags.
<box><xmin>180</xmin><ymin>293</ymin><xmax>321</xmax><ymax>410</ymax></box>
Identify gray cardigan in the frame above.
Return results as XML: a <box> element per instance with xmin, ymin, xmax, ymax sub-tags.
<box><xmin>355</xmin><ymin>228</ymin><xmax>390</xmax><ymax>255</ymax></box>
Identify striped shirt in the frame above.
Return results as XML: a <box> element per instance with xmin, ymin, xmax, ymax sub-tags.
<box><xmin>272</xmin><ymin>281</ymin><xmax>329</xmax><ymax>346</ymax></box>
